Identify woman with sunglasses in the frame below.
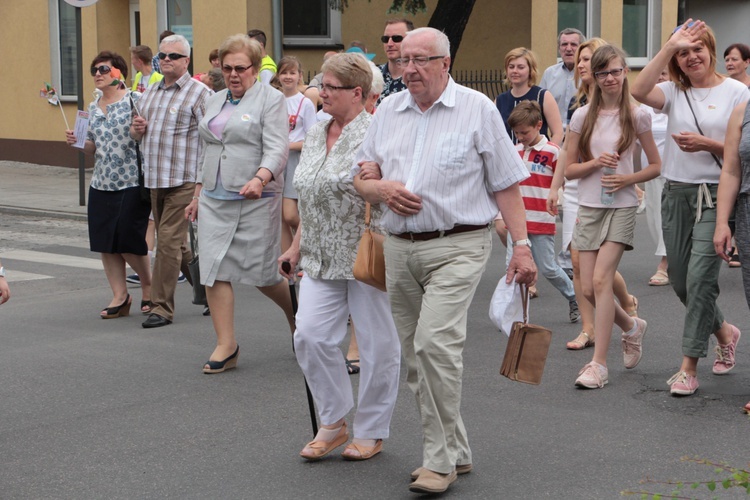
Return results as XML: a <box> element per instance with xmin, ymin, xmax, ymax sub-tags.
<box><xmin>65</xmin><ymin>51</ymin><xmax>152</xmax><ymax>319</ymax></box>
<box><xmin>633</xmin><ymin>20</ymin><xmax>749</xmax><ymax>396</ymax></box>
<box><xmin>185</xmin><ymin>34</ymin><xmax>295</xmax><ymax>374</ymax></box>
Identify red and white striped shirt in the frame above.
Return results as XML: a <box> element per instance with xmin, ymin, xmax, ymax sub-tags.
<box><xmin>517</xmin><ymin>135</ymin><xmax>559</xmax><ymax>235</ymax></box>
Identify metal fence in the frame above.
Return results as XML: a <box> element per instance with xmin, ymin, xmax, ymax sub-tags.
<box><xmin>452</xmin><ymin>69</ymin><xmax>508</xmax><ymax>99</ymax></box>
<box><xmin>305</xmin><ymin>68</ymin><xmax>508</xmax><ymax>100</ymax></box>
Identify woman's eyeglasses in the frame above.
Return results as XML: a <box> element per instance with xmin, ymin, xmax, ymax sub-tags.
<box><xmin>594</xmin><ymin>68</ymin><xmax>624</xmax><ymax>80</ymax></box>
<box><xmin>381</xmin><ymin>35</ymin><xmax>404</xmax><ymax>43</ymax></box>
<box><xmin>157</xmin><ymin>52</ymin><xmax>188</xmax><ymax>60</ymax></box>
<box><xmin>90</xmin><ymin>65</ymin><xmax>112</xmax><ymax>76</ymax></box>
<box><xmin>317</xmin><ymin>83</ymin><xmax>355</xmax><ymax>93</ymax></box>
<box><xmin>221</xmin><ymin>65</ymin><xmax>252</xmax><ymax>74</ymax></box>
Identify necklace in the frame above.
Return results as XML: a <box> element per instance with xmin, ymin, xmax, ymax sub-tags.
<box><xmin>226</xmin><ymin>92</ymin><xmax>242</xmax><ymax>105</ymax></box>
<box><xmin>689</xmin><ymin>87</ymin><xmax>713</xmax><ymax>103</ymax></box>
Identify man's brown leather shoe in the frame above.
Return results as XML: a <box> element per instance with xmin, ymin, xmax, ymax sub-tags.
<box><xmin>408</xmin><ymin>468</ymin><xmax>457</xmax><ymax>494</ymax></box>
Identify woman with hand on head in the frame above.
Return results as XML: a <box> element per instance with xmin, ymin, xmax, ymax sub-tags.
<box><xmin>185</xmin><ymin>34</ymin><xmax>295</xmax><ymax>374</ymax></box>
<box><xmin>65</xmin><ymin>51</ymin><xmax>152</xmax><ymax>319</ymax></box>
<box><xmin>279</xmin><ymin>53</ymin><xmax>400</xmax><ymax>461</ymax></box>
<box><xmin>633</xmin><ymin>20</ymin><xmax>749</xmax><ymax>396</ymax></box>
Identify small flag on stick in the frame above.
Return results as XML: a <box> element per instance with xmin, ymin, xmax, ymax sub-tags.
<box><xmin>40</xmin><ymin>82</ymin><xmax>70</xmax><ymax>129</ymax></box>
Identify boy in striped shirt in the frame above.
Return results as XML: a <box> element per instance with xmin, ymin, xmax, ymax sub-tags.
<box><xmin>497</xmin><ymin>101</ymin><xmax>579</xmax><ymax>322</ymax></box>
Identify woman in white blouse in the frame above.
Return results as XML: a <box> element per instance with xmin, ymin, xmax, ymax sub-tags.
<box><xmin>279</xmin><ymin>53</ymin><xmax>400</xmax><ymax>462</ymax></box>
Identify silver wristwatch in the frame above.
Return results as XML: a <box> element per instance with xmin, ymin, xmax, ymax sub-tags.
<box><xmin>512</xmin><ymin>239</ymin><xmax>532</xmax><ymax>248</ymax></box>
<box><xmin>0</xmin><ymin>266</ymin><xmax>5</xmax><ymax>278</ymax></box>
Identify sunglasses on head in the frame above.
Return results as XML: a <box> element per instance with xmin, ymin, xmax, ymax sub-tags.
<box><xmin>90</xmin><ymin>65</ymin><xmax>112</xmax><ymax>76</ymax></box>
<box><xmin>157</xmin><ymin>52</ymin><xmax>188</xmax><ymax>60</ymax></box>
<box><xmin>381</xmin><ymin>35</ymin><xmax>404</xmax><ymax>43</ymax></box>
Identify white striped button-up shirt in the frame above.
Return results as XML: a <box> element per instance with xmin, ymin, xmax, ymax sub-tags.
<box><xmin>354</xmin><ymin>77</ymin><xmax>529</xmax><ymax>234</ymax></box>
<box><xmin>138</xmin><ymin>72</ymin><xmax>211</xmax><ymax>188</ymax></box>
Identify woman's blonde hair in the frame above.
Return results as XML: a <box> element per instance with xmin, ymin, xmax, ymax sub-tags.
<box><xmin>321</xmin><ymin>53</ymin><xmax>372</xmax><ymax>105</ymax></box>
<box><xmin>577</xmin><ymin>44</ymin><xmax>637</xmax><ymax>162</ymax></box>
<box><xmin>503</xmin><ymin>47</ymin><xmax>539</xmax><ymax>87</ymax></box>
<box><xmin>218</xmin><ymin>34</ymin><xmax>262</xmax><ymax>70</ymax></box>
<box><xmin>571</xmin><ymin>37</ymin><xmax>609</xmax><ymax>112</ymax></box>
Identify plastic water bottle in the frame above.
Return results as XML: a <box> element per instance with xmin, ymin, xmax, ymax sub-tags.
<box><xmin>600</xmin><ymin>166</ymin><xmax>616</xmax><ymax>205</ymax></box>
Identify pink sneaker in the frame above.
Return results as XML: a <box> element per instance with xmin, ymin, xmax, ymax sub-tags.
<box><xmin>667</xmin><ymin>371</ymin><xmax>699</xmax><ymax>396</ymax></box>
<box><xmin>622</xmin><ymin>317</ymin><xmax>647</xmax><ymax>369</ymax></box>
<box><xmin>713</xmin><ymin>325</ymin><xmax>741</xmax><ymax>375</ymax></box>
<box><xmin>575</xmin><ymin>362</ymin><xmax>608</xmax><ymax>389</ymax></box>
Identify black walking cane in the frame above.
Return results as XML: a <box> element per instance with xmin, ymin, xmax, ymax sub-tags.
<box><xmin>282</xmin><ymin>261</ymin><xmax>318</xmax><ymax>436</ymax></box>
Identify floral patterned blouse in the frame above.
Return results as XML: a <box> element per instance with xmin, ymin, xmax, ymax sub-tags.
<box><xmin>86</xmin><ymin>92</ymin><xmax>141</xmax><ymax>191</ymax></box>
<box><xmin>294</xmin><ymin>110</ymin><xmax>381</xmax><ymax>280</ymax></box>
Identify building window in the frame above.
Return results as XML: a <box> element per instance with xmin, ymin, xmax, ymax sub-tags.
<box><xmin>557</xmin><ymin>0</ymin><xmax>601</xmax><ymax>39</ymax></box>
<box><xmin>48</xmin><ymin>0</ymin><xmax>79</xmax><ymax>100</ymax></box>
<box><xmin>167</xmin><ymin>0</ymin><xmax>193</xmax><ymax>46</ymax></box>
<box><xmin>283</xmin><ymin>0</ymin><xmax>341</xmax><ymax>46</ymax></box>
<box><xmin>623</xmin><ymin>0</ymin><xmax>661</xmax><ymax>67</ymax></box>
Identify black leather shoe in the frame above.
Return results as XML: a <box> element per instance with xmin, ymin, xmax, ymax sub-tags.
<box><xmin>142</xmin><ymin>313</ymin><xmax>172</xmax><ymax>329</ymax></box>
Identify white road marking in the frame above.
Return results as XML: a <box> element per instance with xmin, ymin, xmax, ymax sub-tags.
<box><xmin>4</xmin><ymin>270</ymin><xmax>52</xmax><ymax>282</ymax></box>
<box><xmin>0</xmin><ymin>250</ymin><xmax>103</xmax><ymax>270</ymax></box>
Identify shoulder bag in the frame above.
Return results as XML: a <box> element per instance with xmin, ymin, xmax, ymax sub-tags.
<box><xmin>500</xmin><ymin>283</ymin><xmax>552</xmax><ymax>385</ymax></box>
<box><xmin>188</xmin><ymin>222</ymin><xmax>208</xmax><ymax>305</ymax></box>
<box><xmin>352</xmin><ymin>202</ymin><xmax>386</xmax><ymax>292</ymax></box>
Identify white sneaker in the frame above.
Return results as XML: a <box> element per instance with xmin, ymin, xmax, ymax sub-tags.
<box><xmin>575</xmin><ymin>362</ymin><xmax>608</xmax><ymax>389</ymax></box>
<box><xmin>622</xmin><ymin>318</ymin><xmax>647</xmax><ymax>369</ymax></box>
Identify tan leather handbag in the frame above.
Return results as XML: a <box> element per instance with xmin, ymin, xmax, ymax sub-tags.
<box><xmin>500</xmin><ymin>284</ymin><xmax>552</xmax><ymax>385</ymax></box>
<box><xmin>352</xmin><ymin>202</ymin><xmax>386</xmax><ymax>292</ymax></box>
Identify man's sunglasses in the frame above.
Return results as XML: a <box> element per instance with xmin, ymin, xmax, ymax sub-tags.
<box><xmin>381</xmin><ymin>35</ymin><xmax>404</xmax><ymax>43</ymax></box>
<box><xmin>90</xmin><ymin>65</ymin><xmax>112</xmax><ymax>76</ymax></box>
<box><xmin>157</xmin><ymin>52</ymin><xmax>188</xmax><ymax>60</ymax></box>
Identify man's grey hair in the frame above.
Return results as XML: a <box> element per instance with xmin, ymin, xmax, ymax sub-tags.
<box><xmin>160</xmin><ymin>34</ymin><xmax>191</xmax><ymax>56</ymax></box>
<box><xmin>558</xmin><ymin>28</ymin><xmax>585</xmax><ymax>45</ymax></box>
<box><xmin>404</xmin><ymin>27</ymin><xmax>450</xmax><ymax>57</ymax></box>
<box><xmin>368</xmin><ymin>61</ymin><xmax>385</xmax><ymax>96</ymax></box>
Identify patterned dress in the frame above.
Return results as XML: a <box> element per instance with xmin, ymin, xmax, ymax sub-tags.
<box><xmin>294</xmin><ymin>110</ymin><xmax>378</xmax><ymax>280</ymax></box>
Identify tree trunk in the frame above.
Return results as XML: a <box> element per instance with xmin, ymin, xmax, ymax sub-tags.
<box><xmin>427</xmin><ymin>0</ymin><xmax>477</xmax><ymax>70</ymax></box>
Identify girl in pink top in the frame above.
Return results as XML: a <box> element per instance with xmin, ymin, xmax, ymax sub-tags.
<box><xmin>565</xmin><ymin>45</ymin><xmax>661</xmax><ymax>389</ymax></box>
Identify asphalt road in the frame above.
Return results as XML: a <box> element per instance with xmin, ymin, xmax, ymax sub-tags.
<box><xmin>1</xmin><ymin>212</ymin><xmax>748</xmax><ymax>499</ymax></box>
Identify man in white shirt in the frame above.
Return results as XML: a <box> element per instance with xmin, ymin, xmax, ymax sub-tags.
<box><xmin>539</xmin><ymin>28</ymin><xmax>585</xmax><ymax>125</ymax></box>
<box><xmin>353</xmin><ymin>27</ymin><xmax>536</xmax><ymax>495</ymax></box>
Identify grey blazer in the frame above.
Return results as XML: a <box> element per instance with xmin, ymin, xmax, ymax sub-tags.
<box><xmin>198</xmin><ymin>84</ymin><xmax>289</xmax><ymax>193</ymax></box>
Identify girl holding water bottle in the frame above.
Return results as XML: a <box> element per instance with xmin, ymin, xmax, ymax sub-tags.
<box><xmin>565</xmin><ymin>45</ymin><xmax>661</xmax><ymax>389</ymax></box>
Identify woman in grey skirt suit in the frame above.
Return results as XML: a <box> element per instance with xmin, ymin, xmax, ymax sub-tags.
<box><xmin>185</xmin><ymin>34</ymin><xmax>295</xmax><ymax>373</ymax></box>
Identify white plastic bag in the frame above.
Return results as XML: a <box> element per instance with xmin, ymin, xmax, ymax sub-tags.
<box><xmin>489</xmin><ymin>279</ymin><xmax>525</xmax><ymax>337</ymax></box>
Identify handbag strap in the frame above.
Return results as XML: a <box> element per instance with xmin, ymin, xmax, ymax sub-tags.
<box><xmin>188</xmin><ymin>222</ymin><xmax>198</xmax><ymax>256</ymax></box>
<box><xmin>128</xmin><ymin>93</ymin><xmax>144</xmax><ymax>177</ymax></box>
<box><xmin>682</xmin><ymin>90</ymin><xmax>723</xmax><ymax>169</ymax></box>
<box><xmin>364</xmin><ymin>202</ymin><xmax>372</xmax><ymax>229</ymax></box>
<box><xmin>519</xmin><ymin>283</ymin><xmax>529</xmax><ymax>324</ymax></box>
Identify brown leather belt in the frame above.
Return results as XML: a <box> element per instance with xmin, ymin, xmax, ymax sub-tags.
<box><xmin>392</xmin><ymin>224</ymin><xmax>488</xmax><ymax>242</ymax></box>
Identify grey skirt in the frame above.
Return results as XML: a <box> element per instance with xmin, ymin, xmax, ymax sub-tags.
<box><xmin>198</xmin><ymin>193</ymin><xmax>283</xmax><ymax>287</ymax></box>
<box><xmin>283</xmin><ymin>150</ymin><xmax>300</xmax><ymax>199</ymax></box>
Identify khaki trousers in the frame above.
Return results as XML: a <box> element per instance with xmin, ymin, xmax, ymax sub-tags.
<box><xmin>150</xmin><ymin>183</ymin><xmax>194</xmax><ymax>321</ymax></box>
<box><xmin>384</xmin><ymin>228</ymin><xmax>492</xmax><ymax>474</ymax></box>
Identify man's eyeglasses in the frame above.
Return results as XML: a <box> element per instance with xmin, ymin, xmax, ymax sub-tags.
<box><xmin>157</xmin><ymin>52</ymin><xmax>188</xmax><ymax>61</ymax></box>
<box><xmin>90</xmin><ymin>65</ymin><xmax>112</xmax><ymax>76</ymax></box>
<box><xmin>395</xmin><ymin>56</ymin><xmax>446</xmax><ymax>68</ymax></box>
<box><xmin>381</xmin><ymin>35</ymin><xmax>404</xmax><ymax>43</ymax></box>
<box><xmin>594</xmin><ymin>68</ymin><xmax>624</xmax><ymax>80</ymax></box>
<box><xmin>318</xmin><ymin>83</ymin><xmax>355</xmax><ymax>93</ymax></box>
<box><xmin>221</xmin><ymin>65</ymin><xmax>252</xmax><ymax>74</ymax></box>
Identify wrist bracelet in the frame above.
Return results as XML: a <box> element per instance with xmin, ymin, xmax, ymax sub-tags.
<box><xmin>254</xmin><ymin>175</ymin><xmax>268</xmax><ymax>187</ymax></box>
<box><xmin>192</xmin><ymin>196</ymin><xmax>199</xmax><ymax>200</ymax></box>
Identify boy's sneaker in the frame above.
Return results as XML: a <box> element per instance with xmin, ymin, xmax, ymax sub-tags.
<box><xmin>713</xmin><ymin>325</ymin><xmax>741</xmax><ymax>375</ymax></box>
<box><xmin>126</xmin><ymin>274</ymin><xmax>141</xmax><ymax>284</ymax></box>
<box><xmin>622</xmin><ymin>317</ymin><xmax>647</xmax><ymax>369</ymax></box>
<box><xmin>667</xmin><ymin>371</ymin><xmax>699</xmax><ymax>396</ymax></box>
<box><xmin>177</xmin><ymin>272</ymin><xmax>187</xmax><ymax>284</ymax></box>
<box><xmin>569</xmin><ymin>300</ymin><xmax>580</xmax><ymax>323</ymax></box>
<box><xmin>575</xmin><ymin>362</ymin><xmax>608</xmax><ymax>389</ymax></box>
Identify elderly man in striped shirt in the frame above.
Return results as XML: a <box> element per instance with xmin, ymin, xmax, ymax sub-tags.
<box><xmin>131</xmin><ymin>34</ymin><xmax>212</xmax><ymax>329</ymax></box>
<box><xmin>353</xmin><ymin>27</ymin><xmax>536</xmax><ymax>495</ymax></box>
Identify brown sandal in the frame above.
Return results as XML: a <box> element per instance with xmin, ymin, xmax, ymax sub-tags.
<box><xmin>566</xmin><ymin>331</ymin><xmax>594</xmax><ymax>350</ymax></box>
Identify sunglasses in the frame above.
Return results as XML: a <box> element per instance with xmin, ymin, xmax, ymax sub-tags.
<box><xmin>381</xmin><ymin>35</ymin><xmax>404</xmax><ymax>43</ymax></box>
<box><xmin>157</xmin><ymin>52</ymin><xmax>188</xmax><ymax>60</ymax></box>
<box><xmin>90</xmin><ymin>65</ymin><xmax>112</xmax><ymax>76</ymax></box>
<box><xmin>221</xmin><ymin>64</ymin><xmax>252</xmax><ymax>74</ymax></box>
